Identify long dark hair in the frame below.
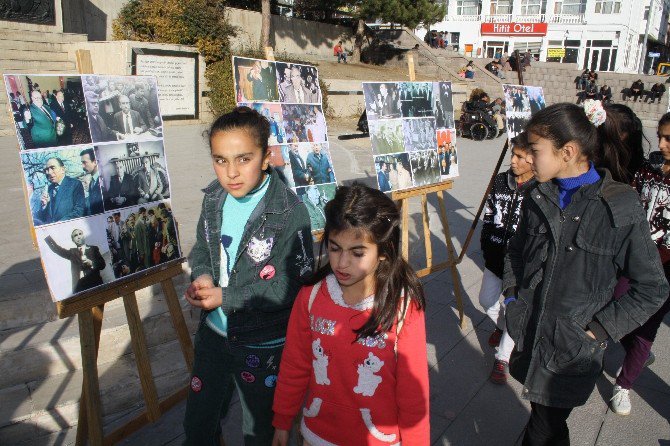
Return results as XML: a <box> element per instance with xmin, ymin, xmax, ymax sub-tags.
<box><xmin>525</xmin><ymin>103</ymin><xmax>599</xmax><ymax>160</ymax></box>
<box><xmin>206</xmin><ymin>106</ymin><xmax>271</xmax><ymax>153</ymax></box>
<box><xmin>596</xmin><ymin>103</ymin><xmax>647</xmax><ymax>183</ymax></box>
<box><xmin>310</xmin><ymin>183</ymin><xmax>425</xmax><ymax>340</ymax></box>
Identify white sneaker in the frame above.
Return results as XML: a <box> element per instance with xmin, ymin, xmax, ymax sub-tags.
<box><xmin>610</xmin><ymin>385</ymin><xmax>632</xmax><ymax>416</ymax></box>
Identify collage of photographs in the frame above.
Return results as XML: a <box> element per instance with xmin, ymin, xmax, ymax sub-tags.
<box><xmin>233</xmin><ymin>56</ymin><xmax>336</xmax><ymax>232</ymax></box>
<box><xmin>363</xmin><ymin>81</ymin><xmax>459</xmax><ymax>193</ymax></box>
<box><xmin>4</xmin><ymin>74</ymin><xmax>180</xmax><ymax>302</ymax></box>
<box><xmin>502</xmin><ymin>84</ymin><xmax>546</xmax><ymax>139</ymax></box>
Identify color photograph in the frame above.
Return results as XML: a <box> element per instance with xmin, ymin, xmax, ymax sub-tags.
<box><xmin>5</xmin><ymin>74</ymin><xmax>92</xmax><ymax>150</ymax></box>
<box><xmin>276</xmin><ymin>62</ymin><xmax>321</xmax><ymax>104</ymax></box>
<box><xmin>503</xmin><ymin>84</ymin><xmax>545</xmax><ymax>139</ymax></box>
<box><xmin>233</xmin><ymin>57</ymin><xmax>279</xmax><ymax>103</ymax></box>
<box><xmin>96</xmin><ymin>140</ymin><xmax>171</xmax><ymax>211</ymax></box>
<box><xmin>437</xmin><ymin>130</ymin><xmax>459</xmax><ymax>179</ymax></box>
<box><xmin>268</xmin><ymin>145</ymin><xmax>295</xmax><ymax>188</ymax></box>
<box><xmin>374</xmin><ymin>153</ymin><xmax>414</xmax><ymax>192</ymax></box>
<box><xmin>296</xmin><ymin>183</ymin><xmax>337</xmax><ymax>231</ymax></box>
<box><xmin>35</xmin><ymin>214</ymin><xmax>116</xmax><ymax>301</ymax></box>
<box><xmin>82</xmin><ymin>75</ymin><xmax>163</xmax><ymax>143</ymax></box>
<box><xmin>240</xmin><ymin>102</ymin><xmax>286</xmax><ymax>144</ymax></box>
<box><xmin>282</xmin><ymin>104</ymin><xmax>327</xmax><ymax>143</ymax></box>
<box><xmin>362</xmin><ymin>82</ymin><xmax>401</xmax><ymax>120</ymax></box>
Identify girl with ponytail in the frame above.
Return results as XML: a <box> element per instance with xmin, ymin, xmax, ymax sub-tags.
<box><xmin>271</xmin><ymin>183</ymin><xmax>429</xmax><ymax>445</ymax></box>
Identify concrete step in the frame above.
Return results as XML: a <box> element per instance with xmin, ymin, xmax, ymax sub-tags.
<box><xmin>0</xmin><ymin>28</ymin><xmax>87</xmax><ymax>44</ymax></box>
<box><xmin>1</xmin><ymin>48</ymin><xmax>71</xmax><ymax>63</ymax></box>
<box><xmin>0</xmin><ymin>39</ymin><xmax>70</xmax><ymax>52</ymax></box>
<box><xmin>0</xmin><ymin>59</ymin><xmax>77</xmax><ymax>73</ymax></box>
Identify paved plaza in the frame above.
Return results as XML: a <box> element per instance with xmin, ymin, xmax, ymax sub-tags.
<box><xmin>1</xmin><ymin>118</ymin><xmax>668</xmax><ymax>445</ymax></box>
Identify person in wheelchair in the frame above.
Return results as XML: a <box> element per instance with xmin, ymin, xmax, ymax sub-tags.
<box><xmin>459</xmin><ymin>90</ymin><xmax>504</xmax><ymax>140</ymax></box>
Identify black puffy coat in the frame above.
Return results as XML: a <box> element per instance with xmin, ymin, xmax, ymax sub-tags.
<box><xmin>503</xmin><ymin>169</ymin><xmax>668</xmax><ymax>408</ymax></box>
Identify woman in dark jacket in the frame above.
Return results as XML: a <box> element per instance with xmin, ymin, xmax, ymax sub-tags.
<box><xmin>502</xmin><ymin>103</ymin><xmax>668</xmax><ymax>445</ymax></box>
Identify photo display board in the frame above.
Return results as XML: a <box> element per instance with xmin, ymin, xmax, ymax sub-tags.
<box><xmin>362</xmin><ymin>81</ymin><xmax>459</xmax><ymax>193</ymax></box>
<box><xmin>4</xmin><ymin>74</ymin><xmax>181</xmax><ymax>302</ymax></box>
<box><xmin>232</xmin><ymin>56</ymin><xmax>335</xmax><ymax>232</ymax></box>
<box><xmin>502</xmin><ymin>84</ymin><xmax>546</xmax><ymax>140</ymax></box>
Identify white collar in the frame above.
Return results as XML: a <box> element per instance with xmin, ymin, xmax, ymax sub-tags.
<box><xmin>325</xmin><ymin>273</ymin><xmax>374</xmax><ymax>311</ymax></box>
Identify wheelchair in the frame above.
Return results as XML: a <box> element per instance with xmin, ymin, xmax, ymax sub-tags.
<box><xmin>456</xmin><ymin>102</ymin><xmax>500</xmax><ymax>141</ymax></box>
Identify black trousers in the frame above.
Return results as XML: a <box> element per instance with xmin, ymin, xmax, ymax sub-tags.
<box><xmin>522</xmin><ymin>402</ymin><xmax>573</xmax><ymax>446</ymax></box>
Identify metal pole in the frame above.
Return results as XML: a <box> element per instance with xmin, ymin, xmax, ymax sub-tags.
<box><xmin>639</xmin><ymin>0</ymin><xmax>655</xmax><ymax>74</ymax></box>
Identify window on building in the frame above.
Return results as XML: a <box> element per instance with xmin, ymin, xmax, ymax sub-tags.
<box><xmin>595</xmin><ymin>0</ymin><xmax>621</xmax><ymax>14</ymax></box>
<box><xmin>490</xmin><ymin>0</ymin><xmax>513</xmax><ymax>14</ymax></box>
<box><xmin>520</xmin><ymin>0</ymin><xmax>542</xmax><ymax>15</ymax></box>
<box><xmin>457</xmin><ymin>0</ymin><xmax>479</xmax><ymax>15</ymax></box>
<box><xmin>555</xmin><ymin>0</ymin><xmax>586</xmax><ymax>14</ymax></box>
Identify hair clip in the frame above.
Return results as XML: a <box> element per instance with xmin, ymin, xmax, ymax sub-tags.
<box><xmin>583</xmin><ymin>99</ymin><xmax>606</xmax><ymax>128</ymax></box>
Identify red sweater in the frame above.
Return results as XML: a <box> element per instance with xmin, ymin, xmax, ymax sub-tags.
<box><xmin>272</xmin><ymin>274</ymin><xmax>430</xmax><ymax>445</ymax></box>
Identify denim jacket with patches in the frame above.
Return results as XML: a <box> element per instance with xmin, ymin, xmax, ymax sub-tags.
<box><xmin>190</xmin><ymin>168</ymin><xmax>314</xmax><ymax>346</ymax></box>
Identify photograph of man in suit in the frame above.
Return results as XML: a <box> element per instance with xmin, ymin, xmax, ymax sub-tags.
<box><xmin>49</xmin><ymin>90</ymin><xmax>73</xmax><ymax>145</ymax></box>
<box><xmin>137</xmin><ymin>156</ymin><xmax>164</xmax><ymax>204</ymax></box>
<box><xmin>113</xmin><ymin>95</ymin><xmax>146</xmax><ymax>139</ymax></box>
<box><xmin>80</xmin><ymin>148</ymin><xmax>104</xmax><ymax>215</ymax></box>
<box><xmin>106</xmin><ymin>159</ymin><xmax>138</xmax><ymax>209</ymax></box>
<box><xmin>306</xmin><ymin>144</ymin><xmax>335</xmax><ymax>184</ymax></box>
<box><xmin>280</xmin><ymin>66</ymin><xmax>318</xmax><ymax>103</ymax></box>
<box><xmin>24</xmin><ymin>90</ymin><xmax>59</xmax><ymax>148</ymax></box>
<box><xmin>86</xmin><ymin>91</ymin><xmax>118</xmax><ymax>143</ymax></box>
<box><xmin>36</xmin><ymin>157</ymin><xmax>86</xmax><ymax>225</ymax></box>
<box><xmin>289</xmin><ymin>144</ymin><xmax>310</xmax><ymax>186</ymax></box>
<box><xmin>44</xmin><ymin>229</ymin><xmax>106</xmax><ymax>293</ymax></box>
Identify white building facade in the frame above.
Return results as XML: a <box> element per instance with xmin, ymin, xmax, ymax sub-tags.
<box><xmin>417</xmin><ymin>0</ymin><xmax>670</xmax><ymax>73</ymax></box>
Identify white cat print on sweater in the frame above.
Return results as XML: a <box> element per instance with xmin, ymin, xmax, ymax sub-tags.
<box><xmin>312</xmin><ymin>338</ymin><xmax>331</xmax><ymax>385</ymax></box>
<box><xmin>353</xmin><ymin>352</ymin><xmax>384</xmax><ymax>396</ymax></box>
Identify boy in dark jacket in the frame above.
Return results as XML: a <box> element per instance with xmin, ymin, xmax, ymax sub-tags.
<box><xmin>479</xmin><ymin>132</ymin><xmax>536</xmax><ymax>383</ymax></box>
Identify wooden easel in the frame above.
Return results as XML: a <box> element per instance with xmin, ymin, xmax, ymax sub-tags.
<box><xmin>62</xmin><ymin>50</ymin><xmax>195</xmax><ymax>446</ymax></box>
<box><xmin>393</xmin><ymin>55</ymin><xmax>466</xmax><ymax>328</ymax></box>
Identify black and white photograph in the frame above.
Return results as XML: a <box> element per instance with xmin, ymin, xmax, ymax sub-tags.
<box><xmin>502</xmin><ymin>84</ymin><xmax>545</xmax><ymax>139</ymax></box>
<box><xmin>374</xmin><ymin>153</ymin><xmax>414</xmax><ymax>192</ymax></box>
<box><xmin>402</xmin><ymin>118</ymin><xmax>437</xmax><ymax>152</ymax></box>
<box><xmin>369</xmin><ymin>119</ymin><xmax>404</xmax><ymax>155</ymax></box>
<box><xmin>296</xmin><ymin>183</ymin><xmax>337</xmax><ymax>232</ymax></box>
<box><xmin>409</xmin><ymin>150</ymin><xmax>440</xmax><ymax>187</ymax></box>
<box><xmin>276</xmin><ymin>62</ymin><xmax>321</xmax><ymax>104</ymax></box>
<box><xmin>286</xmin><ymin>142</ymin><xmax>335</xmax><ymax>186</ymax></box>
<box><xmin>21</xmin><ymin>147</ymin><xmax>104</xmax><ymax>227</ymax></box>
<box><xmin>5</xmin><ymin>74</ymin><xmax>92</xmax><ymax>150</ymax></box>
<box><xmin>433</xmin><ymin>82</ymin><xmax>455</xmax><ymax>129</ymax></box>
<box><xmin>35</xmin><ymin>214</ymin><xmax>116</xmax><ymax>301</ymax></box>
<box><xmin>105</xmin><ymin>201</ymin><xmax>180</xmax><ymax>280</ymax></box>
<box><xmin>240</xmin><ymin>102</ymin><xmax>286</xmax><ymax>144</ymax></box>
<box><xmin>82</xmin><ymin>75</ymin><xmax>163</xmax><ymax>143</ymax></box>
<box><xmin>398</xmin><ymin>82</ymin><xmax>434</xmax><ymax>118</ymax></box>
<box><xmin>233</xmin><ymin>57</ymin><xmax>279</xmax><ymax>103</ymax></box>
<box><xmin>268</xmin><ymin>145</ymin><xmax>295</xmax><ymax>188</ymax></box>
<box><xmin>282</xmin><ymin>104</ymin><xmax>327</xmax><ymax>143</ymax></box>
<box><xmin>362</xmin><ymin>82</ymin><xmax>401</xmax><ymax>120</ymax></box>
<box><xmin>96</xmin><ymin>140</ymin><xmax>171</xmax><ymax>211</ymax></box>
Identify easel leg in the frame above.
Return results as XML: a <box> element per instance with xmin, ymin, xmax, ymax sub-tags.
<box><xmin>123</xmin><ymin>292</ymin><xmax>161</xmax><ymax>422</ymax></box>
<box><xmin>421</xmin><ymin>194</ymin><xmax>432</xmax><ymax>269</ymax></box>
<box><xmin>400</xmin><ymin>198</ymin><xmax>409</xmax><ymax>261</ymax></box>
<box><xmin>77</xmin><ymin>308</ymin><xmax>104</xmax><ymax>446</ymax></box>
<box><xmin>75</xmin><ymin>304</ymin><xmax>104</xmax><ymax>446</ymax></box>
<box><xmin>436</xmin><ymin>191</ymin><xmax>467</xmax><ymax>329</ymax></box>
<box><xmin>161</xmin><ymin>279</ymin><xmax>194</xmax><ymax>371</ymax></box>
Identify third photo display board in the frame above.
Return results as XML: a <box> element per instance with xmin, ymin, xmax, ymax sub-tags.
<box><xmin>502</xmin><ymin>84</ymin><xmax>546</xmax><ymax>140</ymax></box>
<box><xmin>362</xmin><ymin>81</ymin><xmax>459</xmax><ymax>193</ymax></box>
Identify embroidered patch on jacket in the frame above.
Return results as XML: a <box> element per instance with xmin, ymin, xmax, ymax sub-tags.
<box><xmin>354</xmin><ymin>352</ymin><xmax>384</xmax><ymax>397</ymax></box>
<box><xmin>246</xmin><ymin>236</ymin><xmax>274</xmax><ymax>264</ymax></box>
<box><xmin>312</xmin><ymin>338</ymin><xmax>331</xmax><ymax>385</ymax></box>
<box><xmin>190</xmin><ymin>376</ymin><xmax>203</xmax><ymax>393</ymax></box>
<box><xmin>264</xmin><ymin>374</ymin><xmax>278</xmax><ymax>388</ymax></box>
<box><xmin>357</xmin><ymin>333</ymin><xmax>388</xmax><ymax>349</ymax></box>
<box><xmin>246</xmin><ymin>354</ymin><xmax>261</xmax><ymax>368</ymax></box>
<box><xmin>240</xmin><ymin>371</ymin><xmax>256</xmax><ymax>383</ymax></box>
<box><xmin>310</xmin><ymin>314</ymin><xmax>336</xmax><ymax>336</ymax></box>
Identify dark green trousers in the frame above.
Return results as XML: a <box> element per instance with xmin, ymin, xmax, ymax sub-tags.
<box><xmin>183</xmin><ymin>324</ymin><xmax>284</xmax><ymax>445</ymax></box>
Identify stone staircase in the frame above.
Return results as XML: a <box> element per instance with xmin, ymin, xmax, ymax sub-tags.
<box><xmin>522</xmin><ymin>61</ymin><xmax>669</xmax><ymax>127</ymax></box>
<box><xmin>0</xmin><ymin>27</ymin><xmax>85</xmax><ymax>136</ymax></box>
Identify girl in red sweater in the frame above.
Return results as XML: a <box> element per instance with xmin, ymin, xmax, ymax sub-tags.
<box><xmin>272</xmin><ymin>183</ymin><xmax>429</xmax><ymax>445</ymax></box>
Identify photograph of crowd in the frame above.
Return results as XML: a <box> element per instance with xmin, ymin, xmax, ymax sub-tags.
<box><xmin>296</xmin><ymin>183</ymin><xmax>337</xmax><ymax>231</ymax></box>
<box><xmin>434</xmin><ymin>82</ymin><xmax>455</xmax><ymax>129</ymax></box>
<box><xmin>398</xmin><ymin>82</ymin><xmax>434</xmax><ymax>118</ymax></box>
<box><xmin>362</xmin><ymin>82</ymin><xmax>401</xmax><ymax>120</ymax></box>
<box><xmin>96</xmin><ymin>141</ymin><xmax>171</xmax><ymax>211</ymax></box>
<box><xmin>105</xmin><ymin>201</ymin><xmax>180</xmax><ymax>280</ymax></box>
<box><xmin>35</xmin><ymin>214</ymin><xmax>116</xmax><ymax>301</ymax></box>
<box><xmin>373</xmin><ymin>153</ymin><xmax>414</xmax><ymax>193</ymax></box>
<box><xmin>240</xmin><ymin>102</ymin><xmax>286</xmax><ymax>145</ymax></box>
<box><xmin>287</xmin><ymin>143</ymin><xmax>336</xmax><ymax>187</ymax></box>
<box><xmin>233</xmin><ymin>57</ymin><xmax>279</xmax><ymax>103</ymax></box>
<box><xmin>5</xmin><ymin>74</ymin><xmax>92</xmax><ymax>150</ymax></box>
<box><xmin>276</xmin><ymin>62</ymin><xmax>321</xmax><ymax>104</ymax></box>
<box><xmin>409</xmin><ymin>150</ymin><xmax>440</xmax><ymax>187</ymax></box>
<box><xmin>503</xmin><ymin>84</ymin><xmax>546</xmax><ymax>139</ymax></box>
<box><xmin>282</xmin><ymin>104</ymin><xmax>327</xmax><ymax>143</ymax></box>
<box><xmin>82</xmin><ymin>75</ymin><xmax>163</xmax><ymax>143</ymax></box>
<box><xmin>438</xmin><ymin>130</ymin><xmax>459</xmax><ymax>179</ymax></box>
<box><xmin>21</xmin><ymin>147</ymin><xmax>108</xmax><ymax>227</ymax></box>
<box><xmin>402</xmin><ymin>118</ymin><xmax>437</xmax><ymax>152</ymax></box>
<box><xmin>369</xmin><ymin>119</ymin><xmax>404</xmax><ymax>155</ymax></box>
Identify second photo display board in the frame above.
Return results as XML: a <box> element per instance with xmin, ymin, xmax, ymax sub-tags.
<box><xmin>233</xmin><ymin>56</ymin><xmax>335</xmax><ymax>232</ymax></box>
<box><xmin>362</xmin><ymin>81</ymin><xmax>459</xmax><ymax>193</ymax></box>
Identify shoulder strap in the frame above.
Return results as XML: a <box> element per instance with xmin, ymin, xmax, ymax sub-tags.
<box><xmin>394</xmin><ymin>299</ymin><xmax>410</xmax><ymax>356</ymax></box>
<box><xmin>307</xmin><ymin>280</ymin><xmax>322</xmax><ymax>313</ymax></box>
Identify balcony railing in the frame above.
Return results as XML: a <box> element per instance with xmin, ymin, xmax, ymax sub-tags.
<box><xmin>447</xmin><ymin>13</ymin><xmax>585</xmax><ymax>24</ymax></box>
